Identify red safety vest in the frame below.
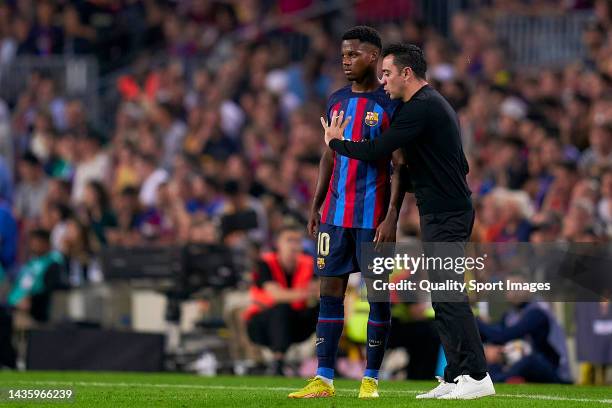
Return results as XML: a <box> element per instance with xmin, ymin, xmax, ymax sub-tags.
<box><xmin>243</xmin><ymin>252</ymin><xmax>314</xmax><ymax>321</ymax></box>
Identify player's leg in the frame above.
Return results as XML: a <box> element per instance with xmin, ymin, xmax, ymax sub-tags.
<box><xmin>288</xmin><ymin>223</ymin><xmax>353</xmax><ymax>398</ymax></box>
<box><xmin>315</xmin><ymin>275</ymin><xmax>350</xmax><ymax>382</ymax></box>
<box><xmin>288</xmin><ymin>275</ymin><xmax>349</xmax><ymax>398</ymax></box>
<box><xmin>357</xmin><ymin>227</ymin><xmax>391</xmax><ymax>398</ymax></box>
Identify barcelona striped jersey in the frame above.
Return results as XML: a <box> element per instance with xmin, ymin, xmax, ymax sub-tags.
<box><xmin>321</xmin><ymin>85</ymin><xmax>399</xmax><ymax>229</ymax></box>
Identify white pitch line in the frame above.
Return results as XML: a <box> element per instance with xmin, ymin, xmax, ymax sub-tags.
<box><xmin>7</xmin><ymin>380</ymin><xmax>612</xmax><ymax>404</ymax></box>
<box><xmin>497</xmin><ymin>393</ymin><xmax>612</xmax><ymax>404</ymax></box>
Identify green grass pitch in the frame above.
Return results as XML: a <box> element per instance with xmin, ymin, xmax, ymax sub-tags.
<box><xmin>0</xmin><ymin>371</ymin><xmax>610</xmax><ymax>407</ymax></box>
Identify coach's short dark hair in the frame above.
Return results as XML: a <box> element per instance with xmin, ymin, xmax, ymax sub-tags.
<box><xmin>342</xmin><ymin>26</ymin><xmax>382</xmax><ymax>50</ymax></box>
<box><xmin>382</xmin><ymin>43</ymin><xmax>427</xmax><ymax>79</ymax></box>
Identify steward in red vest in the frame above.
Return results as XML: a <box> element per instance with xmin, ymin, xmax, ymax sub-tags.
<box><xmin>244</xmin><ymin>224</ymin><xmax>319</xmax><ymax>375</ymax></box>
<box><xmin>243</xmin><ymin>251</ymin><xmax>314</xmax><ymax>320</ymax></box>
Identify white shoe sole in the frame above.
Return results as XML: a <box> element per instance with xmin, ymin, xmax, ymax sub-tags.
<box><xmin>416</xmin><ymin>389</ymin><xmax>455</xmax><ymax>399</ymax></box>
<box><xmin>438</xmin><ymin>388</ymin><xmax>496</xmax><ymax>400</ymax></box>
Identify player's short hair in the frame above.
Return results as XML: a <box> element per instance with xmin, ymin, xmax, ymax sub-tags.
<box><xmin>382</xmin><ymin>43</ymin><xmax>427</xmax><ymax>79</ymax></box>
<box><xmin>342</xmin><ymin>26</ymin><xmax>382</xmax><ymax>50</ymax></box>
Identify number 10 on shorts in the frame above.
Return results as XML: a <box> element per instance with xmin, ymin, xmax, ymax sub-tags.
<box><xmin>317</xmin><ymin>232</ymin><xmax>330</xmax><ymax>256</ymax></box>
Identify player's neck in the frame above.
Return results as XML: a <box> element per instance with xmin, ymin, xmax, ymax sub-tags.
<box><xmin>351</xmin><ymin>74</ymin><xmax>379</xmax><ymax>93</ymax></box>
<box><xmin>402</xmin><ymin>79</ymin><xmax>429</xmax><ymax>102</ymax></box>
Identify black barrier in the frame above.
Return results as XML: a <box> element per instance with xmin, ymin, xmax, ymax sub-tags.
<box><xmin>26</xmin><ymin>328</ymin><xmax>164</xmax><ymax>371</ymax></box>
<box><xmin>100</xmin><ymin>244</ymin><xmax>240</xmax><ymax>290</ymax></box>
<box><xmin>100</xmin><ymin>245</ymin><xmax>183</xmax><ymax>280</ymax></box>
<box><xmin>182</xmin><ymin>244</ymin><xmax>240</xmax><ymax>290</ymax></box>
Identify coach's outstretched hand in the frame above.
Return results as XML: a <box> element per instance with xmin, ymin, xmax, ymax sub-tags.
<box><xmin>321</xmin><ymin>110</ymin><xmax>351</xmax><ymax>146</ymax></box>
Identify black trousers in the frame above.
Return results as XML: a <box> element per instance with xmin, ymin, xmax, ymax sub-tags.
<box><xmin>247</xmin><ymin>304</ymin><xmax>318</xmax><ymax>354</ymax></box>
<box><xmin>420</xmin><ymin>209</ymin><xmax>487</xmax><ymax>382</ymax></box>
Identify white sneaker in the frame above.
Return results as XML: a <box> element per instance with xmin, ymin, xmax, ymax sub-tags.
<box><xmin>415</xmin><ymin>376</ymin><xmax>456</xmax><ymax>399</ymax></box>
<box><xmin>438</xmin><ymin>374</ymin><xmax>496</xmax><ymax>400</ymax></box>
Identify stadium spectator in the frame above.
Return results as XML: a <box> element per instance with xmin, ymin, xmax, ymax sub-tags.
<box><xmin>13</xmin><ymin>152</ymin><xmax>48</xmax><ymax>223</ymax></box>
<box><xmin>19</xmin><ymin>0</ymin><xmax>63</xmax><ymax>56</ymax></box>
<box><xmin>58</xmin><ymin>217</ymin><xmax>96</xmax><ymax>286</ymax></box>
<box><xmin>579</xmin><ymin>122</ymin><xmax>612</xmax><ymax>175</ymax></box>
<box><xmin>80</xmin><ymin>181</ymin><xmax>117</xmax><ymax>247</ymax></box>
<box><xmin>106</xmin><ymin>186</ymin><xmax>143</xmax><ymax>247</ymax></box>
<box><xmin>43</xmin><ymin>201</ymin><xmax>71</xmax><ymax>252</ymax></box>
<box><xmin>71</xmin><ymin>133</ymin><xmax>110</xmax><ymax>204</ymax></box>
<box><xmin>62</xmin><ymin>5</ymin><xmax>95</xmax><ymax>56</ymax></box>
<box><xmin>136</xmin><ymin>152</ymin><xmax>169</xmax><ymax>209</ymax></box>
<box><xmin>151</xmin><ymin>102</ymin><xmax>187</xmax><ymax>171</ymax></box>
<box><xmin>185</xmin><ymin>174</ymin><xmax>223</xmax><ymax>219</ymax></box>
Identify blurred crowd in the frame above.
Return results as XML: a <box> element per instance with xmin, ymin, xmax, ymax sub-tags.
<box><xmin>0</xmin><ymin>0</ymin><xmax>610</xmax><ymax>276</ymax></box>
<box><xmin>0</xmin><ymin>0</ymin><xmax>610</xmax><ymax>381</ymax></box>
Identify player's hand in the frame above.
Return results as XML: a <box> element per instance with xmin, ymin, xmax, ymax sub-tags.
<box><xmin>307</xmin><ymin>209</ymin><xmax>320</xmax><ymax>237</ymax></box>
<box><xmin>374</xmin><ymin>215</ymin><xmax>397</xmax><ymax>250</ymax></box>
<box><xmin>321</xmin><ymin>110</ymin><xmax>351</xmax><ymax>146</ymax></box>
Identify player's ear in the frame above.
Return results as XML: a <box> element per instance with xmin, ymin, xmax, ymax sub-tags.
<box><xmin>370</xmin><ymin>49</ymin><xmax>379</xmax><ymax>63</ymax></box>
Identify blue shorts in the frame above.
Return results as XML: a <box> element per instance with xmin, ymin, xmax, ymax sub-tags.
<box><xmin>314</xmin><ymin>223</ymin><xmax>376</xmax><ymax>277</ymax></box>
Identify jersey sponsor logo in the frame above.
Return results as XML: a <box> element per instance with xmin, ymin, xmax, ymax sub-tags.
<box><xmin>364</xmin><ymin>111</ymin><xmax>379</xmax><ymax>127</ymax></box>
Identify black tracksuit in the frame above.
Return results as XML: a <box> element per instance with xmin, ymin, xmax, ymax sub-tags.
<box><xmin>329</xmin><ymin>84</ymin><xmax>487</xmax><ymax>381</ymax></box>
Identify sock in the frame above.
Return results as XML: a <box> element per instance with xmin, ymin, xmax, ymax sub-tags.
<box><xmin>363</xmin><ymin>370</ymin><xmax>379</xmax><ymax>383</ymax></box>
<box><xmin>316</xmin><ymin>370</ymin><xmax>334</xmax><ymax>386</ymax></box>
<box><xmin>365</xmin><ymin>301</ymin><xmax>391</xmax><ymax>378</ymax></box>
<box><xmin>316</xmin><ymin>296</ymin><xmax>344</xmax><ymax>381</ymax></box>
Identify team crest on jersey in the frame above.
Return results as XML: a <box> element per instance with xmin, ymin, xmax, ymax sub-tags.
<box><xmin>364</xmin><ymin>111</ymin><xmax>379</xmax><ymax>126</ymax></box>
<box><xmin>317</xmin><ymin>257</ymin><xmax>326</xmax><ymax>269</ymax></box>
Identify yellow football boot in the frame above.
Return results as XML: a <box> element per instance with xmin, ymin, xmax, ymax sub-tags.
<box><xmin>358</xmin><ymin>377</ymin><xmax>380</xmax><ymax>399</ymax></box>
<box><xmin>287</xmin><ymin>377</ymin><xmax>335</xmax><ymax>398</ymax></box>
